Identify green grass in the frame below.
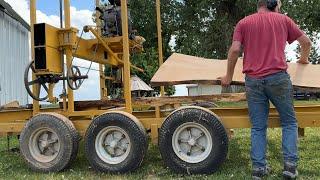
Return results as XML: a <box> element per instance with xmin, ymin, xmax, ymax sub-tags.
<box><xmin>0</xmin><ymin>100</ymin><xmax>320</xmax><ymax>179</ymax></box>
<box><xmin>1</xmin><ymin>128</ymin><xmax>320</xmax><ymax>179</ymax></box>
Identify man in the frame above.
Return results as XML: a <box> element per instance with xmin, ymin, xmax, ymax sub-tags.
<box><xmin>219</xmin><ymin>0</ymin><xmax>311</xmax><ymax>179</ymax></box>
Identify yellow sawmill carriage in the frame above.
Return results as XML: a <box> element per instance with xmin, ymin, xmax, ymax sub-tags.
<box><xmin>0</xmin><ymin>0</ymin><xmax>320</xmax><ymax>175</ymax></box>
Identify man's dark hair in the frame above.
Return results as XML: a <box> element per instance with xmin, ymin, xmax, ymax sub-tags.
<box><xmin>257</xmin><ymin>0</ymin><xmax>278</xmax><ymax>11</ymax></box>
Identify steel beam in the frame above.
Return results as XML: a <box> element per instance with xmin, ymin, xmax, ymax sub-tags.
<box><xmin>121</xmin><ymin>0</ymin><xmax>132</xmax><ymax>113</ymax></box>
<box><xmin>30</xmin><ymin>0</ymin><xmax>40</xmax><ymax>115</ymax></box>
<box><xmin>156</xmin><ymin>0</ymin><xmax>165</xmax><ymax>96</ymax></box>
<box><xmin>63</xmin><ymin>0</ymin><xmax>75</xmax><ymax>113</ymax></box>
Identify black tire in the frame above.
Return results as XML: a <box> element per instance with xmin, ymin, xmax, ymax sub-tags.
<box><xmin>84</xmin><ymin>112</ymin><xmax>147</xmax><ymax>173</ymax></box>
<box><xmin>159</xmin><ymin>106</ymin><xmax>228</xmax><ymax>174</ymax></box>
<box><xmin>45</xmin><ymin>113</ymin><xmax>80</xmax><ymax>167</ymax></box>
<box><xmin>121</xmin><ymin>112</ymin><xmax>149</xmax><ymax>153</ymax></box>
<box><xmin>19</xmin><ymin>113</ymin><xmax>78</xmax><ymax>172</ymax></box>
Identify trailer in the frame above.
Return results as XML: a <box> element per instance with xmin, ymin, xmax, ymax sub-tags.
<box><xmin>0</xmin><ymin>0</ymin><xmax>320</xmax><ymax>175</ymax></box>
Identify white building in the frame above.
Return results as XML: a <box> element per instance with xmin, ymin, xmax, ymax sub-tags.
<box><xmin>0</xmin><ymin>0</ymin><xmax>30</xmax><ymax>106</ymax></box>
<box><xmin>187</xmin><ymin>84</ymin><xmax>245</xmax><ymax>96</ymax></box>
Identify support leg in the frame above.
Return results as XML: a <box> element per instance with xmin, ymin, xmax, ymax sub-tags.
<box><xmin>7</xmin><ymin>134</ymin><xmax>10</xmax><ymax>152</ymax></box>
<box><xmin>298</xmin><ymin>128</ymin><xmax>305</xmax><ymax>138</ymax></box>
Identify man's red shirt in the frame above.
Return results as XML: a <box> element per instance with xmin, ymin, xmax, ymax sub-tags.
<box><xmin>233</xmin><ymin>11</ymin><xmax>303</xmax><ymax>78</ymax></box>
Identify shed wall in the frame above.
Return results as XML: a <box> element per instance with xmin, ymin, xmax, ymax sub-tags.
<box><xmin>0</xmin><ymin>11</ymin><xmax>29</xmax><ymax>106</ymax></box>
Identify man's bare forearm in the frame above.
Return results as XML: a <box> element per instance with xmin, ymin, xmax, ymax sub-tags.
<box><xmin>219</xmin><ymin>41</ymin><xmax>241</xmax><ymax>86</ymax></box>
<box><xmin>226</xmin><ymin>50</ymin><xmax>240</xmax><ymax>79</ymax></box>
<box><xmin>297</xmin><ymin>35</ymin><xmax>312</xmax><ymax>63</ymax></box>
<box><xmin>300</xmin><ymin>43</ymin><xmax>311</xmax><ymax>62</ymax></box>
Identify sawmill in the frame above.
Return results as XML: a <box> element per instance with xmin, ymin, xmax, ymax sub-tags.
<box><xmin>0</xmin><ymin>0</ymin><xmax>319</xmax><ymax>175</ymax></box>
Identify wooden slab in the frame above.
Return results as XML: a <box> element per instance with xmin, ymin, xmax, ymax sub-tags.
<box><xmin>0</xmin><ymin>101</ymin><xmax>20</xmax><ymax>110</ymax></box>
<box><xmin>132</xmin><ymin>93</ymin><xmax>246</xmax><ymax>106</ymax></box>
<box><xmin>151</xmin><ymin>53</ymin><xmax>320</xmax><ymax>90</ymax></box>
<box><xmin>64</xmin><ymin>93</ymin><xmax>246</xmax><ymax>111</ymax></box>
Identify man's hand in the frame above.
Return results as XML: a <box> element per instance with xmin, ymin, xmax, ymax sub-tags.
<box><xmin>218</xmin><ymin>75</ymin><xmax>232</xmax><ymax>87</ymax></box>
<box><xmin>297</xmin><ymin>58</ymin><xmax>310</xmax><ymax>64</ymax></box>
<box><xmin>219</xmin><ymin>41</ymin><xmax>241</xmax><ymax>87</ymax></box>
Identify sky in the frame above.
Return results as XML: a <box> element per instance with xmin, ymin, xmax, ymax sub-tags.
<box><xmin>4</xmin><ymin>0</ymin><xmax>300</xmax><ymax>99</ymax></box>
<box><xmin>37</xmin><ymin>1</ymin><xmax>94</xmax><ymax>15</ymax></box>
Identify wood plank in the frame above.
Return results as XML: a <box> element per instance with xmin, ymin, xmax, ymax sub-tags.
<box><xmin>151</xmin><ymin>53</ymin><xmax>320</xmax><ymax>91</ymax></box>
<box><xmin>0</xmin><ymin>101</ymin><xmax>20</xmax><ymax>110</ymax></box>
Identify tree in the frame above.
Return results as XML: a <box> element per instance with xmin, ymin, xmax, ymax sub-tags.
<box><xmin>130</xmin><ymin>0</ymin><xmax>179</xmax><ymax>96</ymax></box>
<box><xmin>282</xmin><ymin>0</ymin><xmax>320</xmax><ymax>35</ymax></box>
<box><xmin>107</xmin><ymin>0</ymin><xmax>320</xmax><ymax>97</ymax></box>
<box><xmin>102</xmin><ymin>0</ymin><xmax>177</xmax><ymax>96</ymax></box>
<box><xmin>173</xmin><ymin>0</ymin><xmax>257</xmax><ymax>59</ymax></box>
<box><xmin>173</xmin><ymin>0</ymin><xmax>320</xmax><ymax>59</ymax></box>
<box><xmin>310</xmin><ymin>45</ymin><xmax>320</xmax><ymax>65</ymax></box>
<box><xmin>283</xmin><ymin>1</ymin><xmax>320</xmax><ymax>63</ymax></box>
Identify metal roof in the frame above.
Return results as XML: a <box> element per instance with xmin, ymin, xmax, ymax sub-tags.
<box><xmin>131</xmin><ymin>75</ymin><xmax>153</xmax><ymax>91</ymax></box>
<box><xmin>0</xmin><ymin>0</ymin><xmax>30</xmax><ymax>31</ymax></box>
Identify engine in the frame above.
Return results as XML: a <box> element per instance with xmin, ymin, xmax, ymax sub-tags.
<box><xmin>96</xmin><ymin>0</ymin><xmax>134</xmax><ymax>39</ymax></box>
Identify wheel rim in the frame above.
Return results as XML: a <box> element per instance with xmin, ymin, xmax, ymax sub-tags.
<box><xmin>95</xmin><ymin>126</ymin><xmax>131</xmax><ymax>165</ymax></box>
<box><xmin>29</xmin><ymin>128</ymin><xmax>60</xmax><ymax>163</ymax></box>
<box><xmin>24</xmin><ymin>61</ymin><xmax>49</xmax><ymax>101</ymax></box>
<box><xmin>67</xmin><ymin>66</ymin><xmax>83</xmax><ymax>90</ymax></box>
<box><xmin>172</xmin><ymin>122</ymin><xmax>212</xmax><ymax>164</ymax></box>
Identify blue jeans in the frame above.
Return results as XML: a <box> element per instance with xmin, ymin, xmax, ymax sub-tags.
<box><xmin>245</xmin><ymin>71</ymin><xmax>298</xmax><ymax>168</ymax></box>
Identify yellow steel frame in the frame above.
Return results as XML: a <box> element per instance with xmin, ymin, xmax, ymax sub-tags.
<box><xmin>30</xmin><ymin>0</ymin><xmax>39</xmax><ymax>115</ymax></box>
<box><xmin>0</xmin><ymin>0</ymin><xmax>319</xmax><ymax>145</ymax></box>
<box><xmin>156</xmin><ymin>0</ymin><xmax>165</xmax><ymax>96</ymax></box>
<box><xmin>1</xmin><ymin>105</ymin><xmax>320</xmax><ymax>143</ymax></box>
<box><xmin>29</xmin><ymin>0</ymin><xmax>142</xmax><ymax>110</ymax></box>
<box><xmin>95</xmin><ymin>0</ymin><xmax>108</xmax><ymax>100</ymax></box>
